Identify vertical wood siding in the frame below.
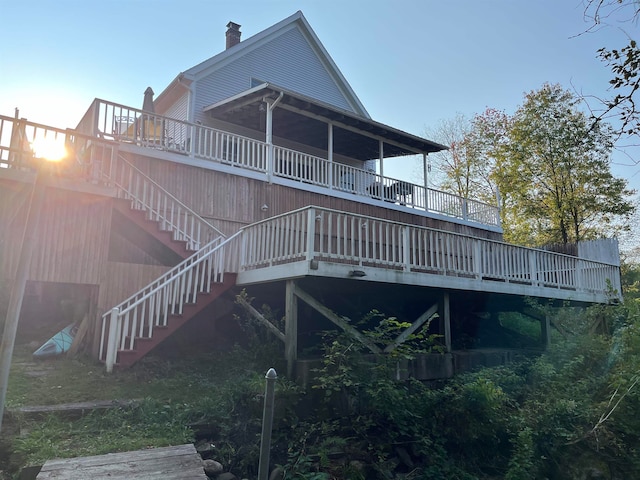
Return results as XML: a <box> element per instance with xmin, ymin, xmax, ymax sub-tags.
<box><xmin>1</xmin><ymin>183</ymin><xmax>112</xmax><ymax>284</ymax></box>
<box><xmin>97</xmin><ymin>262</ymin><xmax>170</xmax><ymax>315</ymax></box>
<box><xmin>138</xmin><ymin>157</ymin><xmax>502</xmax><ymax>241</ymax></box>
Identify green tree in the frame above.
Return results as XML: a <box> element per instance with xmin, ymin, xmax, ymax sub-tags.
<box><xmin>495</xmin><ymin>83</ymin><xmax>635</xmax><ymax>245</ymax></box>
<box><xmin>584</xmin><ymin>0</ymin><xmax>640</xmax><ymax>141</ymax></box>
<box><xmin>427</xmin><ymin>114</ymin><xmax>490</xmax><ymax>202</ymax></box>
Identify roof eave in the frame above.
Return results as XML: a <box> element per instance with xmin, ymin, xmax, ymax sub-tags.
<box><xmin>204</xmin><ymin>84</ymin><xmax>447</xmax><ymax>155</ymax></box>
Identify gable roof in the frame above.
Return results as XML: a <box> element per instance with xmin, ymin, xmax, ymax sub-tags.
<box><xmin>156</xmin><ymin>11</ymin><xmax>369</xmax><ymax>118</ymax></box>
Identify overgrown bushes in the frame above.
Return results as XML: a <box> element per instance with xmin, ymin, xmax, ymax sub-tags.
<box><xmin>4</xmin><ymin>299</ymin><xmax>640</xmax><ymax>479</ymax></box>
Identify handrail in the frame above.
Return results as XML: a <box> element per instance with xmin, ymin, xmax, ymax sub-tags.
<box><xmin>0</xmin><ymin>114</ymin><xmax>117</xmax><ymax>179</ymax></box>
<box><xmin>82</xmin><ymin>99</ymin><xmax>500</xmax><ymax>228</ymax></box>
<box><xmin>101</xmin><ymin>231</ymin><xmax>242</xmax><ymax>371</ymax></box>
<box><xmin>112</xmin><ymin>154</ymin><xmax>226</xmax><ymax>248</ymax></box>
<box><xmin>241</xmin><ymin>206</ymin><xmax>622</xmax><ymax>298</ymax></box>
<box><xmin>100</xmin><ymin>205</ymin><xmax>621</xmax><ymax>370</ymax></box>
<box><xmin>0</xmin><ymin>114</ymin><xmax>225</xmax><ymax>251</ymax></box>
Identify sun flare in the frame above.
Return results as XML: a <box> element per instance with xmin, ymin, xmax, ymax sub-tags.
<box><xmin>31</xmin><ymin>137</ymin><xmax>67</xmax><ymax>161</ymax></box>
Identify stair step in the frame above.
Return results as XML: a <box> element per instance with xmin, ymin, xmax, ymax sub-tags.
<box><xmin>112</xmin><ymin>274</ymin><xmax>237</xmax><ymax>368</ymax></box>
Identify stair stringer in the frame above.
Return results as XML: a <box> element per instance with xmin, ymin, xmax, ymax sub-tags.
<box><xmin>101</xmin><ymin>231</ymin><xmax>243</xmax><ymax>372</ymax></box>
<box><xmin>115</xmin><ymin>273</ymin><xmax>237</xmax><ymax>368</ymax></box>
<box><xmin>112</xmin><ymin>198</ymin><xmax>190</xmax><ymax>262</ymax></box>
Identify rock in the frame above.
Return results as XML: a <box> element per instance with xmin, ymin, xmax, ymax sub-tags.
<box><xmin>349</xmin><ymin>460</ymin><xmax>366</xmax><ymax>474</ymax></box>
<box><xmin>216</xmin><ymin>473</ymin><xmax>238</xmax><ymax>480</ymax></box>
<box><xmin>195</xmin><ymin>439</ymin><xmax>216</xmax><ymax>458</ymax></box>
<box><xmin>583</xmin><ymin>468</ymin><xmax>606</xmax><ymax>480</ymax></box>
<box><xmin>202</xmin><ymin>459</ymin><xmax>224</xmax><ymax>476</ymax></box>
<box><xmin>269</xmin><ymin>466</ymin><xmax>284</xmax><ymax>480</ymax></box>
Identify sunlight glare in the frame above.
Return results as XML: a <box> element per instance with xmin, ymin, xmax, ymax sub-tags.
<box><xmin>31</xmin><ymin>137</ymin><xmax>67</xmax><ymax>161</ymax></box>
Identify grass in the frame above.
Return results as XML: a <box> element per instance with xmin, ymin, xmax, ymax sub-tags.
<box><xmin>2</xmin><ymin>341</ymin><xmax>289</xmax><ymax>473</ymax></box>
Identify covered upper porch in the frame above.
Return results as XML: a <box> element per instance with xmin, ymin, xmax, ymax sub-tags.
<box><xmin>74</xmin><ymin>89</ymin><xmax>502</xmax><ymax>231</ymax></box>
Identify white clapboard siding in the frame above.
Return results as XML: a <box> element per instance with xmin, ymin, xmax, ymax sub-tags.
<box><xmin>192</xmin><ymin>26</ymin><xmax>358</xmax><ymax>125</ymax></box>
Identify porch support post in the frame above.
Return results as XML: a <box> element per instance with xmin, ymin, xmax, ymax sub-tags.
<box><xmin>379</xmin><ymin>140</ymin><xmax>384</xmax><ymax>180</ymax></box>
<box><xmin>265</xmin><ymin>103</ymin><xmax>273</xmax><ymax>183</ymax></box>
<box><xmin>265</xmin><ymin>92</ymin><xmax>284</xmax><ymax>184</ymax></box>
<box><xmin>442</xmin><ymin>292</ymin><xmax>452</xmax><ymax>353</ymax></box>
<box><xmin>327</xmin><ymin>123</ymin><xmax>333</xmax><ymax>189</ymax></box>
<box><xmin>423</xmin><ymin>153</ymin><xmax>429</xmax><ymax>210</ymax></box>
<box><xmin>285</xmin><ymin>279</ymin><xmax>298</xmax><ymax>378</ymax></box>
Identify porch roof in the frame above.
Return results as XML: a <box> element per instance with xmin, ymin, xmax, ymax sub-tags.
<box><xmin>203</xmin><ymin>83</ymin><xmax>447</xmax><ymax>161</ymax></box>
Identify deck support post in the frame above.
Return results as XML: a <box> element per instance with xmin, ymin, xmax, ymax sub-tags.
<box><xmin>442</xmin><ymin>292</ymin><xmax>452</xmax><ymax>353</ymax></box>
<box><xmin>285</xmin><ymin>280</ymin><xmax>298</xmax><ymax>378</ymax></box>
<box><xmin>541</xmin><ymin>314</ymin><xmax>551</xmax><ymax>349</ymax></box>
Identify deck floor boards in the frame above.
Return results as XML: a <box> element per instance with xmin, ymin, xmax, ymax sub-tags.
<box><xmin>36</xmin><ymin>444</ymin><xmax>207</xmax><ymax>479</ymax></box>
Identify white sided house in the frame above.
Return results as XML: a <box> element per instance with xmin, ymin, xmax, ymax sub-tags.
<box><xmin>0</xmin><ymin>11</ymin><xmax>621</xmax><ymax>379</ymax></box>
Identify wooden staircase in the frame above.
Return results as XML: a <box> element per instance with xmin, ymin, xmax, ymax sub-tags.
<box><xmin>99</xmin><ymin>154</ymin><xmax>239</xmax><ymax>370</ymax></box>
<box><xmin>114</xmin><ymin>273</ymin><xmax>237</xmax><ymax>368</ymax></box>
<box><xmin>112</xmin><ymin>199</ymin><xmax>190</xmax><ymax>265</ymax></box>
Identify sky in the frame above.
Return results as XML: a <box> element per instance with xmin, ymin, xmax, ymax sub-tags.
<box><xmin>1</xmin><ymin>1</ymin><xmax>638</xmax><ymax>193</ymax></box>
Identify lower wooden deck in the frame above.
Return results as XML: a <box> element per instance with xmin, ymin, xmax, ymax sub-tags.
<box><xmin>36</xmin><ymin>444</ymin><xmax>206</xmax><ymax>479</ymax></box>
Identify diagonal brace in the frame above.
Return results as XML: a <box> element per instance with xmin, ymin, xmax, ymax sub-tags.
<box><xmin>384</xmin><ymin>303</ymin><xmax>439</xmax><ymax>353</ymax></box>
<box><xmin>236</xmin><ymin>296</ymin><xmax>285</xmax><ymax>343</ymax></box>
<box><xmin>293</xmin><ymin>285</ymin><xmax>381</xmax><ymax>354</ymax></box>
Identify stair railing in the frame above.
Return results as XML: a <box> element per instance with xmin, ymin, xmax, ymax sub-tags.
<box><xmin>101</xmin><ymin>230</ymin><xmax>243</xmax><ymax>372</ymax></box>
<box><xmin>111</xmin><ymin>153</ymin><xmax>225</xmax><ymax>250</ymax></box>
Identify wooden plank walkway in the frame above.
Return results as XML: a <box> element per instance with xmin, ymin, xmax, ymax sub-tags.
<box><xmin>36</xmin><ymin>444</ymin><xmax>207</xmax><ymax>479</ymax></box>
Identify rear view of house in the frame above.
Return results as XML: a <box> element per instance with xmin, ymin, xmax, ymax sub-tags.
<box><xmin>0</xmin><ymin>11</ymin><xmax>621</xmax><ymax>379</ymax></box>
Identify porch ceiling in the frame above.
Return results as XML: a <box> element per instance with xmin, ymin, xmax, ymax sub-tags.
<box><xmin>203</xmin><ymin>84</ymin><xmax>447</xmax><ymax>161</ymax></box>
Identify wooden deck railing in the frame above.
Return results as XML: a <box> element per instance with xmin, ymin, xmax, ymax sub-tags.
<box><xmin>76</xmin><ymin>99</ymin><xmax>501</xmax><ymax>227</ymax></box>
<box><xmin>0</xmin><ymin>114</ymin><xmax>118</xmax><ymax>181</ymax></box>
<box><xmin>112</xmin><ymin>155</ymin><xmax>225</xmax><ymax>250</ymax></box>
<box><xmin>0</xmin><ymin>114</ymin><xmax>225</xmax><ymax>253</ymax></box>
<box><xmin>99</xmin><ymin>205</ymin><xmax>620</xmax><ymax>370</ymax></box>
<box><xmin>240</xmin><ymin>207</ymin><xmax>622</xmax><ymax>298</ymax></box>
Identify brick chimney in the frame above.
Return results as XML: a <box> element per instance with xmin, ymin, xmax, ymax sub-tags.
<box><xmin>226</xmin><ymin>22</ymin><xmax>241</xmax><ymax>49</ymax></box>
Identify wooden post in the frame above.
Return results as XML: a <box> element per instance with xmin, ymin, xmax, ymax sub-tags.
<box><xmin>306</xmin><ymin>208</ymin><xmax>315</xmax><ymax>263</ymax></box>
<box><xmin>541</xmin><ymin>314</ymin><xmax>551</xmax><ymax>349</ymax></box>
<box><xmin>378</xmin><ymin>140</ymin><xmax>384</xmax><ymax>179</ymax></box>
<box><xmin>285</xmin><ymin>280</ymin><xmax>298</xmax><ymax>378</ymax></box>
<box><xmin>473</xmin><ymin>240</ymin><xmax>482</xmax><ymax>280</ymax></box>
<box><xmin>423</xmin><ymin>153</ymin><xmax>429</xmax><ymax>211</ymax></box>
<box><xmin>265</xmin><ymin>102</ymin><xmax>273</xmax><ymax>183</ymax></box>
<box><xmin>442</xmin><ymin>292</ymin><xmax>452</xmax><ymax>353</ymax></box>
<box><xmin>402</xmin><ymin>226</ymin><xmax>411</xmax><ymax>272</ymax></box>
<box><xmin>327</xmin><ymin>123</ymin><xmax>333</xmax><ymax>189</ymax></box>
<box><xmin>105</xmin><ymin>308</ymin><xmax>120</xmax><ymax>373</ymax></box>
<box><xmin>0</xmin><ymin>165</ymin><xmax>47</xmax><ymax>434</ymax></box>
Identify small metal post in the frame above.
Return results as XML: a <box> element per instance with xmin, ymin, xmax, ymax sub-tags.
<box><xmin>258</xmin><ymin>368</ymin><xmax>277</xmax><ymax>480</ymax></box>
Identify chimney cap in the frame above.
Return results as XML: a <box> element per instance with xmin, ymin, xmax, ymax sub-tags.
<box><xmin>225</xmin><ymin>21</ymin><xmax>242</xmax><ymax>49</ymax></box>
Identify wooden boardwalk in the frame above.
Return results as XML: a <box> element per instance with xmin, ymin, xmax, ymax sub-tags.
<box><xmin>36</xmin><ymin>444</ymin><xmax>207</xmax><ymax>479</ymax></box>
